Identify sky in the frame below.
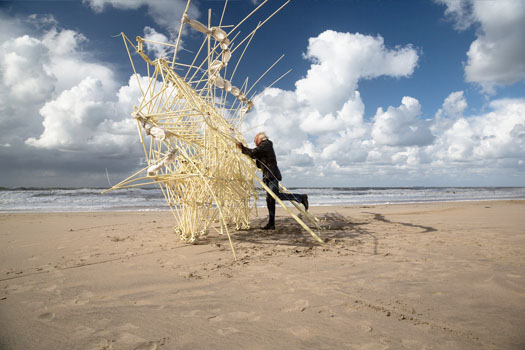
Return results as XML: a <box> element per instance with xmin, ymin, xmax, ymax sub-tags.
<box><xmin>0</xmin><ymin>0</ymin><xmax>524</xmax><ymax>188</ymax></box>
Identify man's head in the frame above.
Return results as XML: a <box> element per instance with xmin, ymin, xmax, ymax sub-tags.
<box><xmin>254</xmin><ymin>131</ymin><xmax>268</xmax><ymax>146</ymax></box>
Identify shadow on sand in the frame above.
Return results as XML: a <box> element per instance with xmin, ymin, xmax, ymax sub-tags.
<box><xmin>198</xmin><ymin>210</ymin><xmax>437</xmax><ymax>258</ymax></box>
<box><xmin>229</xmin><ymin>212</ymin><xmax>379</xmax><ymax>252</ymax></box>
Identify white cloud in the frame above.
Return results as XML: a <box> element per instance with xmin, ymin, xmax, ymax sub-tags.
<box><xmin>372</xmin><ymin>96</ymin><xmax>434</xmax><ymax>147</ymax></box>
<box><xmin>42</xmin><ymin>27</ymin><xmax>117</xmax><ymax>94</ymax></box>
<box><xmin>245</xmin><ymin>87</ymin><xmax>308</xmax><ymax>153</ymax></box>
<box><xmin>26</xmin><ymin>77</ymin><xmax>106</xmax><ymax>150</ymax></box>
<box><xmin>0</xmin><ymin>35</ymin><xmax>55</xmax><ymax>103</ymax></box>
<box><xmin>25</xmin><ymin>77</ymin><xmax>135</xmax><ymax>152</ymax></box>
<box><xmin>83</xmin><ymin>0</ymin><xmax>200</xmax><ymax>37</ymax></box>
<box><xmin>25</xmin><ymin>72</ymin><xmax>151</xmax><ymax>155</ymax></box>
<box><xmin>0</xmin><ymin>12</ymin><xmax>32</xmax><ymax>42</ymax></box>
<box><xmin>299</xmin><ymin>91</ymin><xmax>366</xmax><ymax>135</ymax></box>
<box><xmin>441</xmin><ymin>91</ymin><xmax>467</xmax><ymax>119</ymax></box>
<box><xmin>0</xmin><ymin>13</ymin><xmax>146</xmax><ymax>187</ymax></box>
<box><xmin>0</xmin><ymin>18</ymin><xmax>115</xmax><ymax>107</ymax></box>
<box><xmin>295</xmin><ymin>30</ymin><xmax>418</xmax><ymax>114</ymax></box>
<box><xmin>0</xmin><ymin>17</ymin><xmax>119</xmax><ymax>145</ymax></box>
<box><xmin>0</xmin><ymin>10</ymin><xmax>152</xmax><ymax>185</ymax></box>
<box><xmin>244</xmin><ymin>30</ymin><xmax>423</xmax><ymax>180</ymax></box>
<box><xmin>42</xmin><ymin>26</ymin><xmax>86</xmax><ymax>56</ymax></box>
<box><xmin>247</xmin><ymin>29</ymin><xmax>418</xmax><ymax>156</ymax></box>
<box><xmin>470</xmin><ymin>99</ymin><xmax>525</xmax><ymax>159</ymax></box>
<box><xmin>143</xmin><ymin>26</ymin><xmax>170</xmax><ymax>59</ymax></box>
<box><xmin>1</xmin><ymin>7</ymin><xmax>524</xmax><ymax>187</ymax></box>
<box><xmin>116</xmin><ymin>74</ymin><xmax>151</xmax><ymax>112</ymax></box>
<box><xmin>244</xmin><ymin>29</ymin><xmax>524</xmax><ymax>186</ymax></box>
<box><xmin>429</xmin><ymin>98</ymin><xmax>525</xmax><ymax>167</ymax></box>
<box><xmin>437</xmin><ymin>0</ymin><xmax>525</xmax><ymax>92</ymax></box>
<box><xmin>437</xmin><ymin>0</ymin><xmax>476</xmax><ymax>30</ymax></box>
<box><xmin>432</xmin><ymin>91</ymin><xmax>468</xmax><ymax>135</ymax></box>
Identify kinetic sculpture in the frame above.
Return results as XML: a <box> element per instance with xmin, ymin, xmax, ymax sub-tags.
<box><xmin>104</xmin><ymin>0</ymin><xmax>322</xmax><ymax>259</ymax></box>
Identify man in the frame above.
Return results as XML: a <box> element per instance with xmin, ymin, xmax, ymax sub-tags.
<box><xmin>236</xmin><ymin>132</ymin><xmax>309</xmax><ymax>230</ymax></box>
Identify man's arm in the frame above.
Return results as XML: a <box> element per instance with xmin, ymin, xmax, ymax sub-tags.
<box><xmin>236</xmin><ymin>141</ymin><xmax>269</xmax><ymax>159</ymax></box>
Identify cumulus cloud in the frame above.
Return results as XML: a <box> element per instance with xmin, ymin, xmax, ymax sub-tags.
<box><xmin>244</xmin><ymin>28</ymin><xmax>524</xmax><ymax>185</ymax></box>
<box><xmin>0</xmin><ymin>15</ymin><xmax>116</xmax><ymax>110</ymax></box>
<box><xmin>437</xmin><ymin>0</ymin><xmax>476</xmax><ymax>30</ymax></box>
<box><xmin>296</xmin><ymin>30</ymin><xmax>418</xmax><ymax>114</ymax></box>
<box><xmin>83</xmin><ymin>0</ymin><xmax>199</xmax><ymax>37</ymax></box>
<box><xmin>441</xmin><ymin>91</ymin><xmax>467</xmax><ymax>119</ymax></box>
<box><xmin>429</xmin><ymin>98</ymin><xmax>525</xmax><ymax>169</ymax></box>
<box><xmin>437</xmin><ymin>0</ymin><xmax>525</xmax><ymax>92</ymax></box>
<box><xmin>25</xmin><ymin>70</ymin><xmax>152</xmax><ymax>156</ymax></box>
<box><xmin>25</xmin><ymin>77</ymin><xmax>136</xmax><ymax>153</ymax></box>
<box><xmin>432</xmin><ymin>91</ymin><xmax>468</xmax><ymax>134</ymax></box>
<box><xmin>0</xmin><ymin>12</ymin><xmax>33</xmax><ymax>42</ymax></box>
<box><xmin>1</xmin><ymin>7</ymin><xmax>524</xmax><ymax>187</ymax></box>
<box><xmin>0</xmin><ymin>35</ymin><xmax>56</xmax><ymax>104</ymax></box>
<box><xmin>245</xmin><ymin>30</ymin><xmax>419</xmax><ymax>176</ymax></box>
<box><xmin>143</xmin><ymin>26</ymin><xmax>170</xmax><ymax>59</ymax></box>
<box><xmin>372</xmin><ymin>96</ymin><xmax>434</xmax><ymax>147</ymax></box>
<box><xmin>0</xmin><ymin>15</ymin><xmax>118</xmax><ymax>140</ymax></box>
<box><xmin>0</xmin><ymin>12</ymin><xmax>149</xmax><ymax>186</ymax></box>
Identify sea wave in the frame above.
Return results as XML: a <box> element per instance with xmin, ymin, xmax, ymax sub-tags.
<box><xmin>0</xmin><ymin>187</ymin><xmax>524</xmax><ymax>213</ymax></box>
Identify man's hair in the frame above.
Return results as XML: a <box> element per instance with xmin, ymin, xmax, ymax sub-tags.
<box><xmin>256</xmin><ymin>131</ymin><xmax>268</xmax><ymax>141</ymax></box>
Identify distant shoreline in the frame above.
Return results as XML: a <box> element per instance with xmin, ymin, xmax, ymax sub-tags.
<box><xmin>2</xmin><ymin>186</ymin><xmax>525</xmax><ymax>190</ymax></box>
<box><xmin>1</xmin><ymin>187</ymin><xmax>524</xmax><ymax>213</ymax></box>
<box><xmin>1</xmin><ymin>199</ymin><xmax>524</xmax><ymax>214</ymax></box>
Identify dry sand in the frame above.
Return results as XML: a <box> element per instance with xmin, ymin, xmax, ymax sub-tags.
<box><xmin>1</xmin><ymin>200</ymin><xmax>524</xmax><ymax>350</ymax></box>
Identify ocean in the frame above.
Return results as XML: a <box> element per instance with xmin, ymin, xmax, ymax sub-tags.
<box><xmin>1</xmin><ymin>187</ymin><xmax>524</xmax><ymax>213</ymax></box>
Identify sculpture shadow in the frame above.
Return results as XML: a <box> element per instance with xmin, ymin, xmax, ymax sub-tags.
<box><xmin>230</xmin><ymin>212</ymin><xmax>378</xmax><ymax>252</ymax></box>
<box><xmin>224</xmin><ymin>211</ymin><xmax>437</xmax><ymax>256</ymax></box>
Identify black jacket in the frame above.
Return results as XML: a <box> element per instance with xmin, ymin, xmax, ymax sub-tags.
<box><xmin>240</xmin><ymin>139</ymin><xmax>282</xmax><ymax>182</ymax></box>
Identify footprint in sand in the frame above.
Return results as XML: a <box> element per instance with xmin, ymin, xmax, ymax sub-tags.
<box><xmin>69</xmin><ymin>290</ymin><xmax>94</xmax><ymax>305</ymax></box>
<box><xmin>350</xmin><ymin>343</ymin><xmax>389</xmax><ymax>350</ymax></box>
<box><xmin>115</xmin><ymin>323</ymin><xmax>140</xmax><ymax>331</ymax></box>
<box><xmin>217</xmin><ymin>327</ymin><xmax>239</xmax><ymax>336</ymax></box>
<box><xmin>134</xmin><ymin>342</ymin><xmax>157</xmax><ymax>350</ymax></box>
<box><xmin>226</xmin><ymin>311</ymin><xmax>260</xmax><ymax>321</ymax></box>
<box><xmin>359</xmin><ymin>321</ymin><xmax>373</xmax><ymax>333</ymax></box>
<box><xmin>208</xmin><ymin>311</ymin><xmax>260</xmax><ymax>323</ymax></box>
<box><xmin>73</xmin><ymin>325</ymin><xmax>96</xmax><ymax>338</ymax></box>
<box><xmin>314</xmin><ymin>305</ymin><xmax>335</xmax><ymax>317</ymax></box>
<box><xmin>38</xmin><ymin>312</ymin><xmax>55</xmax><ymax>321</ymax></box>
<box><xmin>6</xmin><ymin>282</ymin><xmax>35</xmax><ymax>294</ymax></box>
<box><xmin>288</xmin><ymin>326</ymin><xmax>314</xmax><ymax>341</ymax></box>
<box><xmin>85</xmin><ymin>337</ymin><xmax>113</xmax><ymax>350</ymax></box>
<box><xmin>42</xmin><ymin>284</ymin><xmax>57</xmax><ymax>292</ymax></box>
<box><xmin>114</xmin><ymin>331</ymin><xmax>147</xmax><ymax>344</ymax></box>
<box><xmin>180</xmin><ymin>309</ymin><xmax>207</xmax><ymax>318</ymax></box>
<box><xmin>281</xmin><ymin>299</ymin><xmax>309</xmax><ymax>312</ymax></box>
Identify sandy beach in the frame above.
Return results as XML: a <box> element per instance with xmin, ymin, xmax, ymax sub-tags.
<box><xmin>1</xmin><ymin>200</ymin><xmax>524</xmax><ymax>349</ymax></box>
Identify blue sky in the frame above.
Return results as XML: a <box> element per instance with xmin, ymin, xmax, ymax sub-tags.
<box><xmin>0</xmin><ymin>0</ymin><xmax>524</xmax><ymax>187</ymax></box>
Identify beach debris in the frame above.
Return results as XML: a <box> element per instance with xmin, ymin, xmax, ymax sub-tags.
<box><xmin>103</xmin><ymin>0</ymin><xmax>322</xmax><ymax>259</ymax></box>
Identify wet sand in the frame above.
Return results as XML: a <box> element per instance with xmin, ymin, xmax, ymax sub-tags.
<box><xmin>1</xmin><ymin>200</ymin><xmax>524</xmax><ymax>349</ymax></box>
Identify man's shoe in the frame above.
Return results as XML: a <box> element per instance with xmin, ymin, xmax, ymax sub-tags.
<box><xmin>301</xmin><ymin>194</ymin><xmax>309</xmax><ymax>211</ymax></box>
<box><xmin>261</xmin><ymin>223</ymin><xmax>275</xmax><ymax>230</ymax></box>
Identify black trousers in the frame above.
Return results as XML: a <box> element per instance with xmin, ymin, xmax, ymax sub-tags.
<box><xmin>264</xmin><ymin>178</ymin><xmax>303</xmax><ymax>223</ymax></box>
